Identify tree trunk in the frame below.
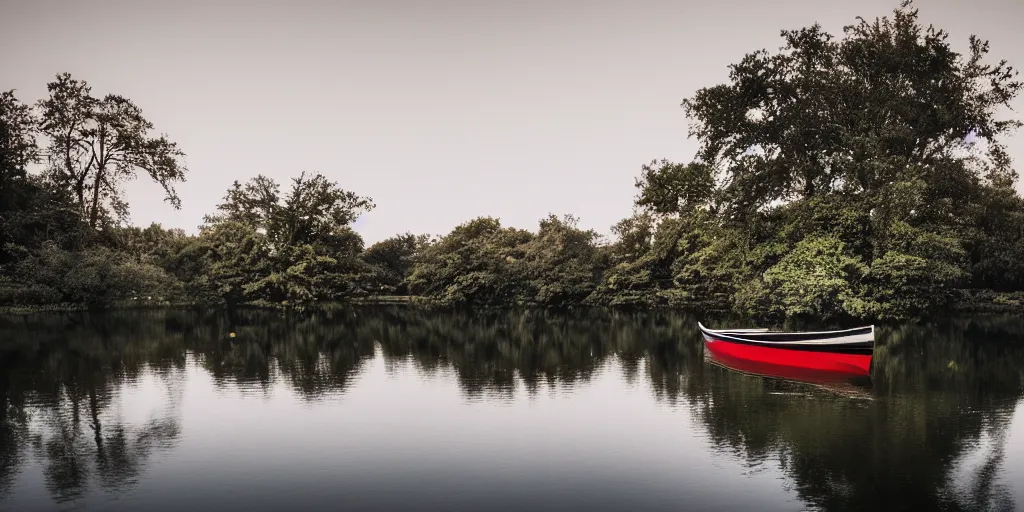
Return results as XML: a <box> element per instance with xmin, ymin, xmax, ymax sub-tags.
<box><xmin>89</xmin><ymin>129</ymin><xmax>105</xmax><ymax>228</ymax></box>
<box><xmin>89</xmin><ymin>168</ymin><xmax>103</xmax><ymax>228</ymax></box>
<box><xmin>803</xmin><ymin>173</ymin><xmax>816</xmax><ymax>197</ymax></box>
<box><xmin>89</xmin><ymin>386</ymin><xmax>105</xmax><ymax>463</ymax></box>
<box><xmin>63</xmin><ymin>127</ymin><xmax>81</xmax><ymax>207</ymax></box>
<box><xmin>75</xmin><ymin>175</ymin><xmax>87</xmax><ymax>213</ymax></box>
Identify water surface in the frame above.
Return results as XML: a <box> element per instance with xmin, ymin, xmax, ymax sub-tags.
<box><xmin>0</xmin><ymin>308</ymin><xmax>1022</xmax><ymax>511</ymax></box>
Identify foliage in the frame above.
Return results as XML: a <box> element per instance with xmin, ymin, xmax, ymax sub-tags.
<box><xmin>1</xmin><ymin>90</ymin><xmax>40</xmax><ymax>267</ymax></box>
<box><xmin>2</xmin><ymin>2</ymin><xmax>1024</xmax><ymax>321</ymax></box>
<box><xmin>205</xmin><ymin>172</ymin><xmax>374</xmax><ymax>248</ymax></box>
<box><xmin>649</xmin><ymin>0</ymin><xmax>1022</xmax><ymax>321</ymax></box>
<box><xmin>405</xmin><ymin>215</ymin><xmax>612</xmax><ymax>308</ymax></box>
<box><xmin>857</xmin><ymin>222</ymin><xmax>970</xmax><ymax>319</ymax></box>
<box><xmin>735</xmin><ymin>235</ymin><xmax>867</xmax><ymax>319</ymax></box>
<box><xmin>195</xmin><ymin>174</ymin><xmax>374</xmax><ymax>306</ymax></box>
<box><xmin>634</xmin><ymin>160</ymin><xmax>717</xmax><ymax>215</ymax></box>
<box><xmin>519</xmin><ymin>214</ymin><xmax>608</xmax><ymax>306</ymax></box>
<box><xmin>407</xmin><ymin>217</ymin><xmax>533</xmax><ymax>307</ymax></box>
<box><xmin>681</xmin><ymin>2</ymin><xmax>1020</xmax><ymax>217</ymax></box>
<box><xmin>190</xmin><ymin>220</ymin><xmax>274</xmax><ymax>306</ymax></box>
<box><xmin>9</xmin><ymin>244</ymin><xmax>174</xmax><ymax>306</ymax></box>
<box><xmin>36</xmin><ymin>73</ymin><xmax>188</xmax><ymax>227</ymax></box>
<box><xmin>0</xmin><ymin>90</ymin><xmax>38</xmax><ymax>182</ymax></box>
<box><xmin>1</xmin><ymin>90</ymin><xmax>91</xmax><ymax>272</ymax></box>
<box><xmin>362</xmin><ymin>233</ymin><xmax>431</xmax><ymax>294</ymax></box>
<box><xmin>607</xmin><ymin>212</ymin><xmax>654</xmax><ymax>264</ymax></box>
<box><xmin>668</xmin><ymin>215</ymin><xmax>747</xmax><ymax>312</ymax></box>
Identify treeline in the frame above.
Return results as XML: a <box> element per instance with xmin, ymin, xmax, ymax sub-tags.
<box><xmin>2</xmin><ymin>2</ymin><xmax>1024</xmax><ymax>321</ymax></box>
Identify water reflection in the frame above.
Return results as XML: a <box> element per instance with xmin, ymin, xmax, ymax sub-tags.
<box><xmin>0</xmin><ymin>311</ymin><xmax>185</xmax><ymax>505</ymax></box>
<box><xmin>0</xmin><ymin>308</ymin><xmax>1021</xmax><ymax>511</ymax></box>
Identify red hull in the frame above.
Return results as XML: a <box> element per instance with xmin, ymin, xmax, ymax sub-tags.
<box><xmin>704</xmin><ymin>336</ymin><xmax>872</xmax><ymax>378</ymax></box>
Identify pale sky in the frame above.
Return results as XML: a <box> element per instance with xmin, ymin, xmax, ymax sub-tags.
<box><xmin>2</xmin><ymin>0</ymin><xmax>1022</xmax><ymax>245</ymax></box>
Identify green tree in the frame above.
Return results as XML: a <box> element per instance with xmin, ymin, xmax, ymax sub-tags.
<box><xmin>37</xmin><ymin>73</ymin><xmax>188</xmax><ymax>228</ymax></box>
<box><xmin>206</xmin><ymin>172</ymin><xmax>373</xmax><ymax>249</ymax></box>
<box><xmin>681</xmin><ymin>1</ymin><xmax>1020</xmax><ymax>217</ymax></box>
<box><xmin>1</xmin><ymin>90</ymin><xmax>89</xmax><ymax>295</ymax></box>
<box><xmin>362</xmin><ymin>233</ymin><xmax>432</xmax><ymax>295</ymax></box>
<box><xmin>734</xmin><ymin>235</ymin><xmax>867</xmax><ymax>319</ymax></box>
<box><xmin>0</xmin><ymin>90</ymin><xmax>37</xmax><ymax>183</ymax></box>
<box><xmin>200</xmin><ymin>173</ymin><xmax>374</xmax><ymax>305</ymax></box>
<box><xmin>0</xmin><ymin>90</ymin><xmax>41</xmax><ymax>268</ymax></box>
<box><xmin>406</xmin><ymin>217</ymin><xmax>533</xmax><ymax>307</ymax></box>
<box><xmin>185</xmin><ymin>220</ymin><xmax>273</xmax><ymax>307</ymax></box>
<box><xmin>519</xmin><ymin>214</ymin><xmax>607</xmax><ymax>306</ymax></box>
<box><xmin>634</xmin><ymin>159</ymin><xmax>717</xmax><ymax>216</ymax></box>
<box><xmin>663</xmin><ymin>0</ymin><xmax>1023</xmax><ymax>319</ymax></box>
<box><xmin>607</xmin><ymin>212</ymin><xmax>654</xmax><ymax>265</ymax></box>
<box><xmin>12</xmin><ymin>244</ymin><xmax>175</xmax><ymax>307</ymax></box>
<box><xmin>666</xmin><ymin>211</ymin><xmax>748</xmax><ymax>312</ymax></box>
<box><xmin>106</xmin><ymin>223</ymin><xmax>189</xmax><ymax>264</ymax></box>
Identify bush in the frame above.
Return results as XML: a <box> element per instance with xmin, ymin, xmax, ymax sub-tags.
<box><xmin>735</xmin><ymin>236</ymin><xmax>867</xmax><ymax>320</ymax></box>
<box><xmin>12</xmin><ymin>244</ymin><xmax>176</xmax><ymax>306</ymax></box>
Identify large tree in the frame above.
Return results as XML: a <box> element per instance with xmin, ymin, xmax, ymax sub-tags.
<box><xmin>0</xmin><ymin>91</ymin><xmax>87</xmax><ymax>272</ymax></box>
<box><xmin>681</xmin><ymin>1</ymin><xmax>1020</xmax><ymax>222</ymax></box>
<box><xmin>662</xmin><ymin>0</ymin><xmax>1024</xmax><ymax>319</ymax></box>
<box><xmin>37</xmin><ymin>73</ymin><xmax>188</xmax><ymax>228</ymax></box>
<box><xmin>0</xmin><ymin>91</ymin><xmax>40</xmax><ymax>269</ymax></box>
<box><xmin>0</xmin><ymin>91</ymin><xmax>38</xmax><ymax>183</ymax></box>
<box><xmin>406</xmin><ymin>217</ymin><xmax>535</xmax><ymax>307</ymax></box>
<box><xmin>205</xmin><ymin>172</ymin><xmax>374</xmax><ymax>249</ymax></box>
<box><xmin>198</xmin><ymin>172</ymin><xmax>375</xmax><ymax>304</ymax></box>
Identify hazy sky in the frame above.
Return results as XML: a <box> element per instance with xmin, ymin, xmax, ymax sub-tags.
<box><xmin>2</xmin><ymin>0</ymin><xmax>1022</xmax><ymax>244</ymax></box>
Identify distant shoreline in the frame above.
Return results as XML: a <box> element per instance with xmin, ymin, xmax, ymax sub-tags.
<box><xmin>2</xmin><ymin>290</ymin><xmax>1021</xmax><ymax>318</ymax></box>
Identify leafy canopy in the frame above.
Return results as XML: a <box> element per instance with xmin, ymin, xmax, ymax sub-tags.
<box><xmin>681</xmin><ymin>1</ymin><xmax>1022</xmax><ymax>218</ymax></box>
<box><xmin>205</xmin><ymin>172</ymin><xmax>374</xmax><ymax>248</ymax></box>
<box><xmin>37</xmin><ymin>73</ymin><xmax>188</xmax><ymax>228</ymax></box>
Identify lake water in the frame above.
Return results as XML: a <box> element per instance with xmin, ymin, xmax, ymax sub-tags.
<box><xmin>0</xmin><ymin>307</ymin><xmax>1022</xmax><ymax>512</ymax></box>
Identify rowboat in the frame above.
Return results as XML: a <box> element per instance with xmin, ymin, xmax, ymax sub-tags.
<box><xmin>697</xmin><ymin>322</ymin><xmax>874</xmax><ymax>378</ymax></box>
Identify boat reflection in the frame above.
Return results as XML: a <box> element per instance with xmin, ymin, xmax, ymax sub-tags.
<box><xmin>704</xmin><ymin>348</ymin><xmax>873</xmax><ymax>397</ymax></box>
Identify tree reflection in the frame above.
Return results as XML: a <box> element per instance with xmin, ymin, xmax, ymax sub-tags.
<box><xmin>0</xmin><ymin>311</ymin><xmax>185</xmax><ymax>504</ymax></box>
<box><xmin>0</xmin><ymin>375</ymin><xmax>28</xmax><ymax>500</ymax></box>
<box><xmin>0</xmin><ymin>308</ymin><xmax>1021</xmax><ymax>510</ymax></box>
<box><xmin>682</xmin><ymin>317</ymin><xmax>1024</xmax><ymax>512</ymax></box>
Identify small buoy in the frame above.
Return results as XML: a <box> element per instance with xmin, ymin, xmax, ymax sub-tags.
<box><xmin>229</xmin><ymin>332</ymin><xmax>236</xmax><ymax>338</ymax></box>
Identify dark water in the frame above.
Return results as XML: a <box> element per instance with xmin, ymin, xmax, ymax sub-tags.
<box><xmin>0</xmin><ymin>308</ymin><xmax>1022</xmax><ymax>512</ymax></box>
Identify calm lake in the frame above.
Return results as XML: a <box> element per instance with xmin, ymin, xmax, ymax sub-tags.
<box><xmin>0</xmin><ymin>308</ymin><xmax>1022</xmax><ymax>512</ymax></box>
